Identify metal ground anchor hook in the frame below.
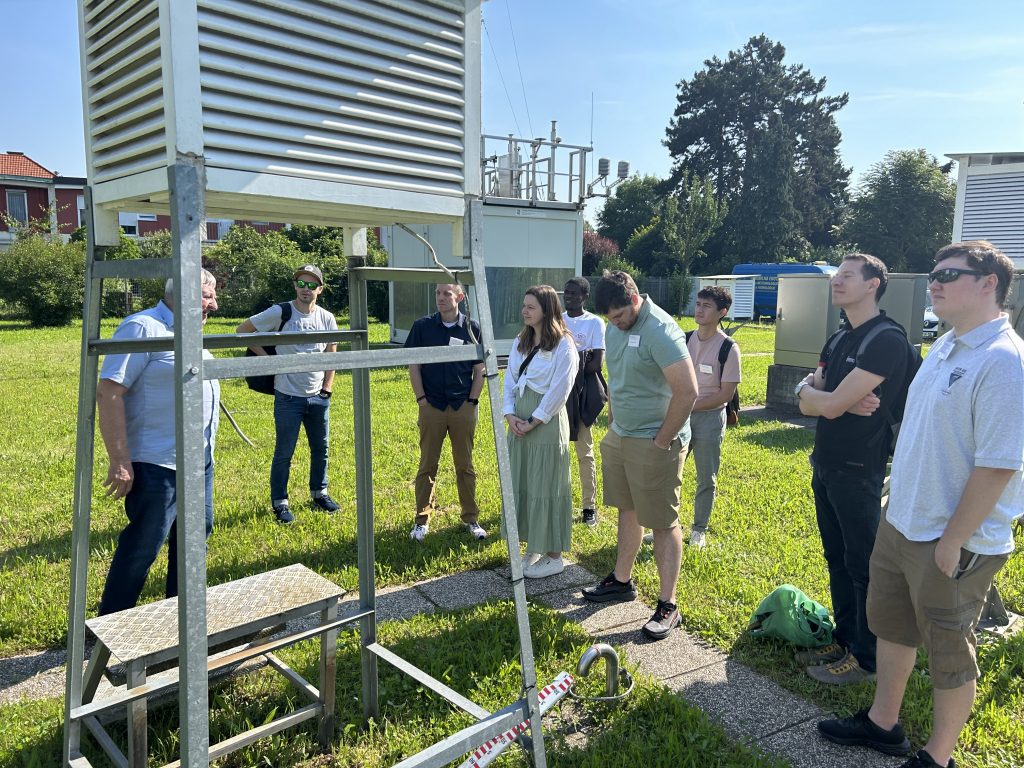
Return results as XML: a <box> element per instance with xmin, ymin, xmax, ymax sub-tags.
<box><xmin>569</xmin><ymin>643</ymin><xmax>635</xmax><ymax>703</ymax></box>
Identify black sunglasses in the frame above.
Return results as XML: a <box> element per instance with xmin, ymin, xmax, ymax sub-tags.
<box><xmin>927</xmin><ymin>267</ymin><xmax>987</xmax><ymax>284</ymax></box>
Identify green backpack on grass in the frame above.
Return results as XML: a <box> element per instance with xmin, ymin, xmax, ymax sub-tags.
<box><xmin>747</xmin><ymin>584</ymin><xmax>834</xmax><ymax>648</ymax></box>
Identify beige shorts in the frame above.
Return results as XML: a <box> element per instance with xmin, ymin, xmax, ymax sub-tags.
<box><xmin>867</xmin><ymin>519</ymin><xmax>1009</xmax><ymax>689</ymax></box>
<box><xmin>600</xmin><ymin>429</ymin><xmax>686</xmax><ymax>529</ymax></box>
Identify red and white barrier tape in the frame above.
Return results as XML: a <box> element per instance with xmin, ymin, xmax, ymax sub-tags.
<box><xmin>458</xmin><ymin>671</ymin><xmax>574</xmax><ymax>768</ymax></box>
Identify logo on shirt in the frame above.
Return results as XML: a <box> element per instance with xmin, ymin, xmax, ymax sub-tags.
<box><xmin>948</xmin><ymin>367</ymin><xmax>966</xmax><ymax>388</ymax></box>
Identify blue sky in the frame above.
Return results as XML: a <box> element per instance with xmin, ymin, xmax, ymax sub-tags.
<box><xmin>4</xmin><ymin>0</ymin><xmax>1022</xmax><ymax>217</ymax></box>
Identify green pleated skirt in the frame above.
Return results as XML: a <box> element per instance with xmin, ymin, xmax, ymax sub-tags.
<box><xmin>505</xmin><ymin>386</ymin><xmax>573</xmax><ymax>554</ymax></box>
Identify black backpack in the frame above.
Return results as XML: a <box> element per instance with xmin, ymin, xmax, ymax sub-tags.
<box><xmin>822</xmin><ymin>318</ymin><xmax>922</xmax><ymax>456</ymax></box>
<box><xmin>686</xmin><ymin>330</ymin><xmax>740</xmax><ymax>426</ymax></box>
<box><xmin>244</xmin><ymin>301</ymin><xmax>292</xmax><ymax>395</ymax></box>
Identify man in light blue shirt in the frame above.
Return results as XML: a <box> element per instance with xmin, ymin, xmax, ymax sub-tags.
<box><xmin>97</xmin><ymin>270</ymin><xmax>220</xmax><ymax>614</ymax></box>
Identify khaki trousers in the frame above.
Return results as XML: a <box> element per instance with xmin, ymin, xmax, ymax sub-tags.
<box><xmin>415</xmin><ymin>403</ymin><xmax>480</xmax><ymax>525</ymax></box>
<box><xmin>572</xmin><ymin>421</ymin><xmax>597</xmax><ymax>510</ymax></box>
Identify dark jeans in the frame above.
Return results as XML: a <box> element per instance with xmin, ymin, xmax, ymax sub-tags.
<box><xmin>99</xmin><ymin>460</ymin><xmax>214</xmax><ymax>615</ymax></box>
<box><xmin>271</xmin><ymin>391</ymin><xmax>330</xmax><ymax>503</ymax></box>
<box><xmin>811</xmin><ymin>463</ymin><xmax>883</xmax><ymax>672</ymax></box>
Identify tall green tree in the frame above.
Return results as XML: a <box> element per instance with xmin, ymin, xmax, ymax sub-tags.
<box><xmin>596</xmin><ymin>175</ymin><xmax>664</xmax><ymax>250</ymax></box>
<box><xmin>729</xmin><ymin>115</ymin><xmax>804</xmax><ymax>263</ymax></box>
<box><xmin>839</xmin><ymin>150</ymin><xmax>956</xmax><ymax>273</ymax></box>
<box><xmin>664</xmin><ymin>34</ymin><xmax>849</xmax><ymax>258</ymax></box>
<box><xmin>623</xmin><ymin>196</ymin><xmax>686</xmax><ymax>276</ymax></box>
<box><xmin>674</xmin><ymin>171</ymin><xmax>729</xmax><ymax>274</ymax></box>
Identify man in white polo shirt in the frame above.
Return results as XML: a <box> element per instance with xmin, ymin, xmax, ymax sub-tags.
<box><xmin>818</xmin><ymin>241</ymin><xmax>1024</xmax><ymax>768</ymax></box>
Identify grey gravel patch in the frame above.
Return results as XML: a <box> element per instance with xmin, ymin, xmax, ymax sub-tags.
<box><xmin>415</xmin><ymin>569</ymin><xmax>509</xmax><ymax>611</ymax></box>
<box><xmin>663</xmin><ymin>658</ymin><xmax>822</xmax><ymax>742</ymax></box>
<box><xmin>756</xmin><ymin>715</ymin><xmax>908</xmax><ymax>768</ymax></box>
<box><xmin>0</xmin><ymin>648</ymin><xmax>68</xmax><ymax>704</ymax></box>
<box><xmin>491</xmin><ymin>561</ymin><xmax>594</xmax><ymax>597</ymax></box>
<box><xmin>535</xmin><ymin>587</ymin><xmax>652</xmax><ymax>634</ymax></box>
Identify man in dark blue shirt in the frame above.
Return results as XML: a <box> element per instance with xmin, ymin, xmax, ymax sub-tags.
<box><xmin>405</xmin><ymin>283</ymin><xmax>486</xmax><ymax>542</ymax></box>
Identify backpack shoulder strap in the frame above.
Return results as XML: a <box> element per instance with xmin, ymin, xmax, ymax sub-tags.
<box><xmin>856</xmin><ymin>318</ymin><xmax>905</xmax><ymax>359</ymax></box>
<box><xmin>277</xmin><ymin>301</ymin><xmax>293</xmax><ymax>331</ymax></box>
<box><xmin>685</xmin><ymin>329</ymin><xmax>694</xmax><ymax>343</ymax></box>
<box><xmin>823</xmin><ymin>328</ymin><xmax>847</xmax><ymax>363</ymax></box>
<box><xmin>717</xmin><ymin>335</ymin><xmax>735</xmax><ymax>370</ymax></box>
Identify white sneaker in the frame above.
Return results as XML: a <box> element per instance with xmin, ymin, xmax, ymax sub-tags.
<box><xmin>410</xmin><ymin>523</ymin><xmax>429</xmax><ymax>543</ymax></box>
<box><xmin>524</xmin><ymin>555</ymin><xmax>565</xmax><ymax>579</ymax></box>
<box><xmin>521</xmin><ymin>552</ymin><xmax>542</xmax><ymax>571</ymax></box>
<box><xmin>465</xmin><ymin>521</ymin><xmax>488</xmax><ymax>540</ymax></box>
<box><xmin>689</xmin><ymin>530</ymin><xmax>707</xmax><ymax>549</ymax></box>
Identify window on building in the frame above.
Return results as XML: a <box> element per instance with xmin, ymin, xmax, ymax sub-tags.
<box><xmin>137</xmin><ymin>213</ymin><xmax>158</xmax><ymax>221</ymax></box>
<box><xmin>6</xmin><ymin>190</ymin><xmax>28</xmax><ymax>224</ymax></box>
<box><xmin>77</xmin><ymin>195</ymin><xmax>86</xmax><ymax>228</ymax></box>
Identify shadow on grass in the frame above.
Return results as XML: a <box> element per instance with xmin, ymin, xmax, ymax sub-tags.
<box><xmin>735</xmin><ymin>425</ymin><xmax>815</xmax><ymax>454</ymax></box>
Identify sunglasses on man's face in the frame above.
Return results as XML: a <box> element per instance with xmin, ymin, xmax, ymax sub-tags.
<box><xmin>927</xmin><ymin>267</ymin><xmax>987</xmax><ymax>284</ymax></box>
<box><xmin>295</xmin><ymin>280</ymin><xmax>320</xmax><ymax>289</ymax></box>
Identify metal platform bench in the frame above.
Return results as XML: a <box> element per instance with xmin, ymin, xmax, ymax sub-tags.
<box><xmin>71</xmin><ymin>564</ymin><xmax>356</xmax><ymax>768</ymax></box>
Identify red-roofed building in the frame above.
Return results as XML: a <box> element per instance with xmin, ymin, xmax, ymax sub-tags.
<box><xmin>1</xmin><ymin>151</ymin><xmax>86</xmax><ymax>250</ymax></box>
<box><xmin>1</xmin><ymin>151</ymin><xmax>287</xmax><ymax>250</ymax></box>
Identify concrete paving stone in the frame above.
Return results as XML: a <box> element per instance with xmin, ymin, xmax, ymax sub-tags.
<box><xmin>662</xmin><ymin>658</ymin><xmax>822</xmax><ymax>742</ymax></box>
<box><xmin>601</xmin><ymin>622</ymin><xmax>728</xmax><ymax>679</ymax></box>
<box><xmin>491</xmin><ymin>561</ymin><xmax>595</xmax><ymax>598</ymax></box>
<box><xmin>373</xmin><ymin>583</ymin><xmax>439</xmax><ymax>623</ymax></box>
<box><xmin>535</xmin><ymin>587</ymin><xmax>653</xmax><ymax>634</ymax></box>
<box><xmin>415</xmin><ymin>569</ymin><xmax>509</xmax><ymax>611</ymax></box>
<box><xmin>756</xmin><ymin>716</ymin><xmax>908</xmax><ymax>768</ymax></box>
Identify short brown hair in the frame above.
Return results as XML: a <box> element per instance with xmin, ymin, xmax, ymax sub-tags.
<box><xmin>934</xmin><ymin>240</ymin><xmax>1014</xmax><ymax>307</ymax></box>
<box><xmin>842</xmin><ymin>253</ymin><xmax>889</xmax><ymax>301</ymax></box>
<box><xmin>593</xmin><ymin>270</ymin><xmax>639</xmax><ymax>314</ymax></box>
<box><xmin>696</xmin><ymin>286</ymin><xmax>732</xmax><ymax>314</ymax></box>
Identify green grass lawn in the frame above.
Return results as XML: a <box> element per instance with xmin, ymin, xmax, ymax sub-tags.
<box><xmin>0</xmin><ymin>315</ymin><xmax>1021</xmax><ymax>767</ymax></box>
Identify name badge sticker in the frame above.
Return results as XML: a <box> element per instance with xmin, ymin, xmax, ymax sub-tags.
<box><xmin>628</xmin><ymin>335</ymin><xmax>641</xmax><ymax>348</ymax></box>
<box><xmin>699</xmin><ymin>363</ymin><xmax>713</xmax><ymax>375</ymax></box>
<box><xmin>448</xmin><ymin>337</ymin><xmax>465</xmax><ymax>346</ymax></box>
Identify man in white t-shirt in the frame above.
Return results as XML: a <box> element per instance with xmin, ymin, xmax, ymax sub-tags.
<box><xmin>685</xmin><ymin>286</ymin><xmax>741</xmax><ymax>549</ymax></box>
<box><xmin>563</xmin><ymin>277</ymin><xmax>606</xmax><ymax>527</ymax></box>
<box><xmin>237</xmin><ymin>264</ymin><xmax>339</xmax><ymax>524</ymax></box>
<box><xmin>818</xmin><ymin>241</ymin><xmax>1024</xmax><ymax>768</ymax></box>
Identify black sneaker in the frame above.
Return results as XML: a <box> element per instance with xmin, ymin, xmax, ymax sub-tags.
<box><xmin>582</xmin><ymin>572</ymin><xmax>637</xmax><ymax>603</ymax></box>
<box><xmin>273</xmin><ymin>503</ymin><xmax>295</xmax><ymax>525</ymax></box>
<box><xmin>312</xmin><ymin>493</ymin><xmax>340</xmax><ymax>513</ymax></box>
<box><xmin>641</xmin><ymin>599</ymin><xmax>680</xmax><ymax>640</ymax></box>
<box><xmin>817</xmin><ymin>708</ymin><xmax>911</xmax><ymax>756</ymax></box>
<box><xmin>581</xmin><ymin>508</ymin><xmax>598</xmax><ymax>527</ymax></box>
<box><xmin>899</xmin><ymin>750</ymin><xmax>955</xmax><ymax>768</ymax></box>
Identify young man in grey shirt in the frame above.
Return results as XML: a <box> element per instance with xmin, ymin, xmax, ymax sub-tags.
<box><xmin>819</xmin><ymin>241</ymin><xmax>1024</xmax><ymax>768</ymax></box>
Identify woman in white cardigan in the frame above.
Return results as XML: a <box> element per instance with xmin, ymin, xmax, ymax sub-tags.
<box><xmin>503</xmin><ymin>285</ymin><xmax>579</xmax><ymax>578</ymax></box>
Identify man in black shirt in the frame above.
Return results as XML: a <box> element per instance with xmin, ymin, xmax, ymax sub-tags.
<box><xmin>796</xmin><ymin>253</ymin><xmax>914</xmax><ymax>684</ymax></box>
<box><xmin>405</xmin><ymin>284</ymin><xmax>486</xmax><ymax>543</ymax></box>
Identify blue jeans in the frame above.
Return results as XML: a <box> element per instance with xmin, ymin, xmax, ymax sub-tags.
<box><xmin>99</xmin><ymin>460</ymin><xmax>214</xmax><ymax>615</ymax></box>
<box><xmin>811</xmin><ymin>463</ymin><xmax>883</xmax><ymax>672</ymax></box>
<box><xmin>271</xmin><ymin>391</ymin><xmax>330</xmax><ymax>503</ymax></box>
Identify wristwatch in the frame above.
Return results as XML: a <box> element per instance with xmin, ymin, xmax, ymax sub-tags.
<box><xmin>467</xmin><ymin>397</ymin><xmax>479</xmax><ymax>405</ymax></box>
<box><xmin>794</xmin><ymin>380</ymin><xmax>809</xmax><ymax>397</ymax></box>
<box><xmin>319</xmin><ymin>390</ymin><xmax>332</xmax><ymax>399</ymax></box>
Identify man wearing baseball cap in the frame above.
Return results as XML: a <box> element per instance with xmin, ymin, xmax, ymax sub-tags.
<box><xmin>237</xmin><ymin>264</ymin><xmax>339</xmax><ymax>523</ymax></box>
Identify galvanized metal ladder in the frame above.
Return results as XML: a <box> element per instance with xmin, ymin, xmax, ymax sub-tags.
<box><xmin>63</xmin><ymin>159</ymin><xmax>548</xmax><ymax>768</ymax></box>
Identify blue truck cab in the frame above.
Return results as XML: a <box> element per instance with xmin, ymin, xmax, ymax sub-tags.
<box><xmin>731</xmin><ymin>262</ymin><xmax>837</xmax><ymax>319</ymax></box>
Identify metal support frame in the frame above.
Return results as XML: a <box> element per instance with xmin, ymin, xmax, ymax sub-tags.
<box><xmin>64</xmin><ymin>173</ymin><xmax>547</xmax><ymax>767</ymax></box>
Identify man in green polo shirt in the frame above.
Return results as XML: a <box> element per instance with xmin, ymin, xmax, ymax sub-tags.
<box><xmin>581</xmin><ymin>270</ymin><xmax>698</xmax><ymax>640</ymax></box>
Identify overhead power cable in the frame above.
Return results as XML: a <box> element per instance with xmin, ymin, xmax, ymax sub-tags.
<box><xmin>504</xmin><ymin>0</ymin><xmax>534</xmax><ymax>137</ymax></box>
<box><xmin>482</xmin><ymin>17</ymin><xmax>523</xmax><ymax>137</ymax></box>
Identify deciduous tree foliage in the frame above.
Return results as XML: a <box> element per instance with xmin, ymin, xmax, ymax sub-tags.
<box><xmin>839</xmin><ymin>150</ymin><xmax>956</xmax><ymax>273</ymax></box>
<box><xmin>596</xmin><ymin>175</ymin><xmax>664</xmax><ymax>250</ymax></box>
<box><xmin>582</xmin><ymin>230</ymin><xmax>620</xmax><ymax>275</ymax></box>
<box><xmin>664</xmin><ymin>35</ymin><xmax>849</xmax><ymax>260</ymax></box>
